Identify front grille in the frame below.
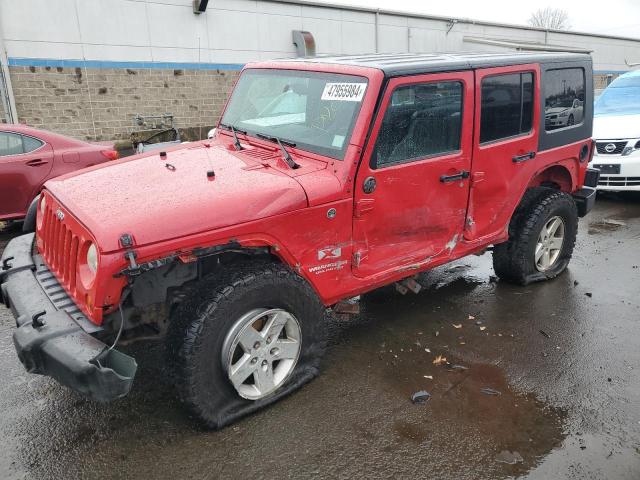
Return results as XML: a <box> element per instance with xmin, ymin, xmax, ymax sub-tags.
<box><xmin>599</xmin><ymin>176</ymin><xmax>640</xmax><ymax>187</ymax></box>
<box><xmin>596</xmin><ymin>141</ymin><xmax>627</xmax><ymax>155</ymax></box>
<box><xmin>41</xmin><ymin>203</ymin><xmax>80</xmax><ymax>296</ymax></box>
<box><xmin>33</xmin><ymin>255</ymin><xmax>102</xmax><ymax>333</ymax></box>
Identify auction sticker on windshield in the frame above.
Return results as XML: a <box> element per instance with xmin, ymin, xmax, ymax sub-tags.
<box><xmin>322</xmin><ymin>83</ymin><xmax>367</xmax><ymax>102</ymax></box>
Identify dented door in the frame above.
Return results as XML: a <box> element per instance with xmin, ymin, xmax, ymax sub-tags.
<box><xmin>352</xmin><ymin>71</ymin><xmax>474</xmax><ymax>278</ymax></box>
<box><xmin>464</xmin><ymin>64</ymin><xmax>540</xmax><ymax>241</ymax></box>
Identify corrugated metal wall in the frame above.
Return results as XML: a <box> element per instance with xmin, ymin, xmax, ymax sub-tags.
<box><xmin>1</xmin><ymin>0</ymin><xmax>638</xmax><ymax>72</ymax></box>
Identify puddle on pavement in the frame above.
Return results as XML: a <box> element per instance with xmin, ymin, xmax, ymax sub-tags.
<box><xmin>385</xmin><ymin>355</ymin><xmax>566</xmax><ymax>474</ymax></box>
<box><xmin>588</xmin><ymin>218</ymin><xmax>627</xmax><ymax>235</ymax></box>
<box><xmin>338</xmin><ymin>270</ymin><xmax>569</xmax><ymax>478</ymax></box>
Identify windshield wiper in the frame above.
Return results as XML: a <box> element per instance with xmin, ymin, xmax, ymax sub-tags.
<box><xmin>256</xmin><ymin>133</ymin><xmax>300</xmax><ymax>169</ymax></box>
<box><xmin>219</xmin><ymin>123</ymin><xmax>245</xmax><ymax>151</ymax></box>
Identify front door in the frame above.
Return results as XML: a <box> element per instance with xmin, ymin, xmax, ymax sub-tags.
<box><xmin>352</xmin><ymin>72</ymin><xmax>474</xmax><ymax>278</ymax></box>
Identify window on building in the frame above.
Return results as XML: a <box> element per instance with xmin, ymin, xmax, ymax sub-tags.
<box><xmin>0</xmin><ymin>132</ymin><xmax>24</xmax><ymax>156</ymax></box>
<box><xmin>480</xmin><ymin>72</ymin><xmax>534</xmax><ymax>143</ymax></box>
<box><xmin>373</xmin><ymin>81</ymin><xmax>463</xmax><ymax>168</ymax></box>
<box><xmin>22</xmin><ymin>135</ymin><xmax>44</xmax><ymax>153</ymax></box>
<box><xmin>544</xmin><ymin>68</ymin><xmax>586</xmax><ymax>131</ymax></box>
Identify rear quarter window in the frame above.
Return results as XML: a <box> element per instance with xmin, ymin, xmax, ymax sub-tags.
<box><xmin>544</xmin><ymin>68</ymin><xmax>586</xmax><ymax>131</ymax></box>
<box><xmin>22</xmin><ymin>135</ymin><xmax>44</xmax><ymax>153</ymax></box>
<box><xmin>538</xmin><ymin>59</ymin><xmax>593</xmax><ymax>152</ymax></box>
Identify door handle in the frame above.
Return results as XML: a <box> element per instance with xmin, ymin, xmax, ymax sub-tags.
<box><xmin>512</xmin><ymin>151</ymin><xmax>536</xmax><ymax>163</ymax></box>
<box><xmin>26</xmin><ymin>159</ymin><xmax>48</xmax><ymax>167</ymax></box>
<box><xmin>440</xmin><ymin>170</ymin><xmax>470</xmax><ymax>183</ymax></box>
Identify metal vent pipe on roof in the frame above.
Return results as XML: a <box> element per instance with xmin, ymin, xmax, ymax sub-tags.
<box><xmin>292</xmin><ymin>30</ymin><xmax>316</xmax><ymax>57</ymax></box>
<box><xmin>192</xmin><ymin>0</ymin><xmax>209</xmax><ymax>14</ymax></box>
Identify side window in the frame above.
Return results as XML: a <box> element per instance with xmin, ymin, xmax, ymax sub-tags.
<box><xmin>373</xmin><ymin>81</ymin><xmax>463</xmax><ymax>168</ymax></box>
<box><xmin>544</xmin><ymin>68</ymin><xmax>585</xmax><ymax>131</ymax></box>
<box><xmin>0</xmin><ymin>132</ymin><xmax>24</xmax><ymax>156</ymax></box>
<box><xmin>22</xmin><ymin>135</ymin><xmax>44</xmax><ymax>153</ymax></box>
<box><xmin>480</xmin><ymin>72</ymin><xmax>534</xmax><ymax>143</ymax></box>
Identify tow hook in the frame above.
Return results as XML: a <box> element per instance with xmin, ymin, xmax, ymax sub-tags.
<box><xmin>32</xmin><ymin>310</ymin><xmax>46</xmax><ymax>328</ymax></box>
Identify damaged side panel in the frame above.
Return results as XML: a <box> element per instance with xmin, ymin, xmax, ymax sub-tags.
<box><xmin>350</xmin><ymin>71</ymin><xmax>475</xmax><ymax>278</ymax></box>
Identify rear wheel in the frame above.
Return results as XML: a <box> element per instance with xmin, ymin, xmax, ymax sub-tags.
<box><xmin>167</xmin><ymin>261</ymin><xmax>327</xmax><ymax>429</ymax></box>
<box><xmin>493</xmin><ymin>188</ymin><xmax>578</xmax><ymax>285</ymax></box>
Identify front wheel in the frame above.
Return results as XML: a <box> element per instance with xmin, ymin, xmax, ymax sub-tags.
<box><xmin>167</xmin><ymin>261</ymin><xmax>327</xmax><ymax>429</ymax></box>
<box><xmin>493</xmin><ymin>188</ymin><xmax>578</xmax><ymax>285</ymax></box>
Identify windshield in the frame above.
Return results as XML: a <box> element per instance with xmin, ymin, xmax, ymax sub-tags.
<box><xmin>595</xmin><ymin>76</ymin><xmax>640</xmax><ymax>116</ymax></box>
<box><xmin>221</xmin><ymin>69</ymin><xmax>368</xmax><ymax>160</ymax></box>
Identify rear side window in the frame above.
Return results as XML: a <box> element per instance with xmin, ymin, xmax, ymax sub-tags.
<box><xmin>544</xmin><ymin>68</ymin><xmax>585</xmax><ymax>131</ymax></box>
<box><xmin>23</xmin><ymin>135</ymin><xmax>44</xmax><ymax>153</ymax></box>
<box><xmin>0</xmin><ymin>132</ymin><xmax>24</xmax><ymax>156</ymax></box>
<box><xmin>480</xmin><ymin>72</ymin><xmax>534</xmax><ymax>143</ymax></box>
<box><xmin>373</xmin><ymin>81</ymin><xmax>463</xmax><ymax>168</ymax></box>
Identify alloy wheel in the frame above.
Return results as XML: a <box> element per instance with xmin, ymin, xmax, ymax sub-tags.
<box><xmin>535</xmin><ymin>215</ymin><xmax>565</xmax><ymax>271</ymax></box>
<box><xmin>222</xmin><ymin>308</ymin><xmax>302</xmax><ymax>400</ymax></box>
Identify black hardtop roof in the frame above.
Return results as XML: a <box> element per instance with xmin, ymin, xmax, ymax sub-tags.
<box><xmin>286</xmin><ymin>51</ymin><xmax>591</xmax><ymax>77</ymax></box>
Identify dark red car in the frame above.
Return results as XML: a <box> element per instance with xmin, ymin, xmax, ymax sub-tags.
<box><xmin>0</xmin><ymin>125</ymin><xmax>119</xmax><ymax>221</ymax></box>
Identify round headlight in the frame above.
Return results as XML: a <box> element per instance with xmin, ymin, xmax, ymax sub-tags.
<box><xmin>86</xmin><ymin>243</ymin><xmax>98</xmax><ymax>273</ymax></box>
<box><xmin>40</xmin><ymin>195</ymin><xmax>46</xmax><ymax>214</ymax></box>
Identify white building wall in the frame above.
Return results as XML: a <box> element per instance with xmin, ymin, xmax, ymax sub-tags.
<box><xmin>1</xmin><ymin>0</ymin><xmax>639</xmax><ymax>72</ymax></box>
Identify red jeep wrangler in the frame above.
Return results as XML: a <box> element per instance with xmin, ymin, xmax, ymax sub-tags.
<box><xmin>1</xmin><ymin>53</ymin><xmax>599</xmax><ymax>428</ymax></box>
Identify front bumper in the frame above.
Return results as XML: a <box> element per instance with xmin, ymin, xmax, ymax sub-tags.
<box><xmin>1</xmin><ymin>234</ymin><xmax>137</xmax><ymax>402</ymax></box>
<box><xmin>591</xmin><ymin>150</ymin><xmax>640</xmax><ymax>191</ymax></box>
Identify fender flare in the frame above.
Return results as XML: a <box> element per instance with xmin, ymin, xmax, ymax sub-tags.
<box><xmin>22</xmin><ymin>195</ymin><xmax>40</xmax><ymax>233</ymax></box>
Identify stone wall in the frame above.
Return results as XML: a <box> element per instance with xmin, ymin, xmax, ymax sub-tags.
<box><xmin>8</xmin><ymin>65</ymin><xmax>239</xmax><ymax>141</ymax></box>
<box><xmin>7</xmin><ymin>65</ymin><xmax>623</xmax><ymax>142</ymax></box>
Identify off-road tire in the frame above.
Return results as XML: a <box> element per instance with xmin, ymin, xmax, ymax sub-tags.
<box><xmin>493</xmin><ymin>187</ymin><xmax>578</xmax><ymax>285</ymax></box>
<box><xmin>166</xmin><ymin>261</ymin><xmax>327</xmax><ymax>429</ymax></box>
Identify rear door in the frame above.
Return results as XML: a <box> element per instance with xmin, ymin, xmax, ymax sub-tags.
<box><xmin>465</xmin><ymin>64</ymin><xmax>540</xmax><ymax>241</ymax></box>
<box><xmin>352</xmin><ymin>71</ymin><xmax>474</xmax><ymax>277</ymax></box>
<box><xmin>0</xmin><ymin>132</ymin><xmax>53</xmax><ymax>218</ymax></box>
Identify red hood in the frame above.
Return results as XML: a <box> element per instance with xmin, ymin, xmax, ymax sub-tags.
<box><xmin>45</xmin><ymin>143</ymin><xmax>309</xmax><ymax>252</ymax></box>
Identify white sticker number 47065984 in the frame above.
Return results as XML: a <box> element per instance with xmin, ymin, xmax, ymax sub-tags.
<box><xmin>321</xmin><ymin>83</ymin><xmax>367</xmax><ymax>102</ymax></box>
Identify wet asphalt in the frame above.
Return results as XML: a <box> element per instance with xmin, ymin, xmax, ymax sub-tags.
<box><xmin>0</xmin><ymin>194</ymin><xmax>639</xmax><ymax>480</ymax></box>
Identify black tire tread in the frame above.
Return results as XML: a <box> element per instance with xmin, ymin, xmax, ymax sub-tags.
<box><xmin>493</xmin><ymin>187</ymin><xmax>578</xmax><ymax>285</ymax></box>
<box><xmin>166</xmin><ymin>260</ymin><xmax>327</xmax><ymax>429</ymax></box>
